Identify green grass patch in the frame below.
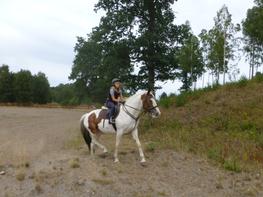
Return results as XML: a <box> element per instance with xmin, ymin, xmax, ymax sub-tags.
<box><xmin>223</xmin><ymin>158</ymin><xmax>241</xmax><ymax>172</ymax></box>
<box><xmin>141</xmin><ymin>76</ymin><xmax>263</xmax><ymax>171</ymax></box>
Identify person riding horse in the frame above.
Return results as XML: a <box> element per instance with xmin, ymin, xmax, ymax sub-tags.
<box><xmin>106</xmin><ymin>78</ymin><xmax>124</xmax><ymax>124</ymax></box>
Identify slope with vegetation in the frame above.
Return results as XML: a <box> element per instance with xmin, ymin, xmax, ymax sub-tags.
<box><xmin>141</xmin><ymin>74</ymin><xmax>263</xmax><ymax>172</ymax></box>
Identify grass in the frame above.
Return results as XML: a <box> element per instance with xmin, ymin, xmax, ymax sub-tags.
<box><xmin>15</xmin><ymin>170</ymin><xmax>26</xmax><ymax>181</ymax></box>
<box><xmin>100</xmin><ymin>169</ymin><xmax>108</xmax><ymax>176</ymax></box>
<box><xmin>142</xmin><ymin>76</ymin><xmax>263</xmax><ymax>172</ymax></box>
<box><xmin>69</xmin><ymin>158</ymin><xmax>80</xmax><ymax>168</ymax></box>
<box><xmin>64</xmin><ymin>129</ymin><xmax>83</xmax><ymax>150</ymax></box>
<box><xmin>92</xmin><ymin>179</ymin><xmax>114</xmax><ymax>185</ymax></box>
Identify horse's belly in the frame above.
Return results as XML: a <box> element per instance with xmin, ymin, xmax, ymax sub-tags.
<box><xmin>97</xmin><ymin>120</ymin><xmax>116</xmax><ymax>134</ymax></box>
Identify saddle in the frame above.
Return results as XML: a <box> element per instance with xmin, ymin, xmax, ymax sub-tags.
<box><xmin>99</xmin><ymin>104</ymin><xmax>121</xmax><ymax>131</ymax></box>
<box><xmin>100</xmin><ymin>104</ymin><xmax>120</xmax><ymax>119</ymax></box>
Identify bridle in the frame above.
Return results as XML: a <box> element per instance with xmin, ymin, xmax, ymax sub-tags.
<box><xmin>122</xmin><ymin>103</ymin><xmax>159</xmax><ymax>121</ymax></box>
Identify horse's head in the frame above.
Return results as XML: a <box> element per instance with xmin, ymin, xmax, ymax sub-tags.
<box><xmin>141</xmin><ymin>90</ymin><xmax>161</xmax><ymax>118</ymax></box>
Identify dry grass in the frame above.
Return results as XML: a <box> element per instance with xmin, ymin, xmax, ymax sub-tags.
<box><xmin>15</xmin><ymin>170</ymin><xmax>26</xmax><ymax>181</ymax></box>
<box><xmin>141</xmin><ymin>79</ymin><xmax>263</xmax><ymax>171</ymax></box>
<box><xmin>92</xmin><ymin>178</ymin><xmax>114</xmax><ymax>185</ymax></box>
<box><xmin>69</xmin><ymin>158</ymin><xmax>80</xmax><ymax>168</ymax></box>
<box><xmin>64</xmin><ymin>131</ymin><xmax>83</xmax><ymax>150</ymax></box>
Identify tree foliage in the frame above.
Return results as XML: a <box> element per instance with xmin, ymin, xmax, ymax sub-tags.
<box><xmin>0</xmin><ymin>65</ymin><xmax>15</xmax><ymax>102</ymax></box>
<box><xmin>200</xmin><ymin>5</ymin><xmax>240</xmax><ymax>85</ymax></box>
<box><xmin>70</xmin><ymin>0</ymin><xmax>192</xmax><ymax>101</ymax></box>
<box><xmin>243</xmin><ymin>0</ymin><xmax>263</xmax><ymax>78</ymax></box>
<box><xmin>0</xmin><ymin>65</ymin><xmax>50</xmax><ymax>104</ymax></box>
<box><xmin>177</xmin><ymin>22</ymin><xmax>204</xmax><ymax>91</ymax></box>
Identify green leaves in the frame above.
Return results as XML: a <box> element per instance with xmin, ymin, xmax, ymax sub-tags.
<box><xmin>242</xmin><ymin>1</ymin><xmax>263</xmax><ymax>78</ymax></box>
<box><xmin>0</xmin><ymin>65</ymin><xmax>50</xmax><ymax>104</ymax></box>
<box><xmin>70</xmin><ymin>0</ymin><xmax>186</xmax><ymax>101</ymax></box>
<box><xmin>200</xmin><ymin>5</ymin><xmax>240</xmax><ymax>85</ymax></box>
<box><xmin>177</xmin><ymin>24</ymin><xmax>204</xmax><ymax>91</ymax></box>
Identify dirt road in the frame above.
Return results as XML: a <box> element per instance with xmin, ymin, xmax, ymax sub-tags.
<box><xmin>0</xmin><ymin>107</ymin><xmax>262</xmax><ymax>197</ymax></box>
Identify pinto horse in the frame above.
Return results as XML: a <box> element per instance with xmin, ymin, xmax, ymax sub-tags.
<box><xmin>80</xmin><ymin>90</ymin><xmax>161</xmax><ymax>163</ymax></box>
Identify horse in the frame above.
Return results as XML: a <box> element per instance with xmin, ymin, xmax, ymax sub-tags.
<box><xmin>80</xmin><ymin>90</ymin><xmax>161</xmax><ymax>163</ymax></box>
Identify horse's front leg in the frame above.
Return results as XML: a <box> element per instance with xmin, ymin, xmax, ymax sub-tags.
<box><xmin>132</xmin><ymin>129</ymin><xmax>146</xmax><ymax>163</ymax></box>
<box><xmin>114</xmin><ymin>132</ymin><xmax>123</xmax><ymax>163</ymax></box>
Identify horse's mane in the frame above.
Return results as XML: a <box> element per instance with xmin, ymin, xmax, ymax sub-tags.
<box><xmin>125</xmin><ymin>90</ymin><xmax>147</xmax><ymax>103</ymax></box>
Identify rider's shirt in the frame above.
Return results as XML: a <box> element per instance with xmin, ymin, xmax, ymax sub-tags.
<box><xmin>108</xmin><ymin>87</ymin><xmax>122</xmax><ymax>104</ymax></box>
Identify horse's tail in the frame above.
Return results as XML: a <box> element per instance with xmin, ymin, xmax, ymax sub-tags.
<box><xmin>80</xmin><ymin>115</ymin><xmax>91</xmax><ymax>151</ymax></box>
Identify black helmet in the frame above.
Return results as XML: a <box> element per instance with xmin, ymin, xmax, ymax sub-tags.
<box><xmin>112</xmin><ymin>78</ymin><xmax>121</xmax><ymax>84</ymax></box>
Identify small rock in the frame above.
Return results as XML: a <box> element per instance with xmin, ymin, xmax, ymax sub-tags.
<box><xmin>0</xmin><ymin>171</ymin><xmax>5</xmax><ymax>175</ymax></box>
<box><xmin>77</xmin><ymin>179</ymin><xmax>86</xmax><ymax>186</ymax></box>
<box><xmin>255</xmin><ymin>173</ymin><xmax>260</xmax><ymax>180</ymax></box>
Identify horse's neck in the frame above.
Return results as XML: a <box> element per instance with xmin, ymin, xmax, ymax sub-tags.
<box><xmin>123</xmin><ymin>95</ymin><xmax>142</xmax><ymax>118</ymax></box>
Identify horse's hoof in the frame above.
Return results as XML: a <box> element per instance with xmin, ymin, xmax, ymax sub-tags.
<box><xmin>140</xmin><ymin>158</ymin><xmax>146</xmax><ymax>163</ymax></box>
<box><xmin>140</xmin><ymin>161</ymin><xmax>147</xmax><ymax>167</ymax></box>
<box><xmin>114</xmin><ymin>159</ymin><xmax>119</xmax><ymax>163</ymax></box>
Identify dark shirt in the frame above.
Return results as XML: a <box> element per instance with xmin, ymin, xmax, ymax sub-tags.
<box><xmin>108</xmin><ymin>87</ymin><xmax>122</xmax><ymax>104</ymax></box>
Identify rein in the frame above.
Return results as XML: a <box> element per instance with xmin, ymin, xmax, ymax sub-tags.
<box><xmin>123</xmin><ymin>103</ymin><xmax>158</xmax><ymax>121</ymax></box>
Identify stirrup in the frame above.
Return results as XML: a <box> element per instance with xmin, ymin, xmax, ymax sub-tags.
<box><xmin>109</xmin><ymin>117</ymin><xmax>115</xmax><ymax>124</ymax></box>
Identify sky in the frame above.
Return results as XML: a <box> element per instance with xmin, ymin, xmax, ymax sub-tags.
<box><xmin>0</xmin><ymin>0</ymin><xmax>256</xmax><ymax>96</ymax></box>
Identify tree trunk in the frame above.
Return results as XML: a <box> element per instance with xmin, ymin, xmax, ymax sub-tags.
<box><xmin>223</xmin><ymin>31</ymin><xmax>226</xmax><ymax>84</ymax></box>
<box><xmin>252</xmin><ymin>44</ymin><xmax>255</xmax><ymax>78</ymax></box>
<box><xmin>145</xmin><ymin>0</ymin><xmax>156</xmax><ymax>91</ymax></box>
<box><xmin>148</xmin><ymin>65</ymin><xmax>155</xmax><ymax>91</ymax></box>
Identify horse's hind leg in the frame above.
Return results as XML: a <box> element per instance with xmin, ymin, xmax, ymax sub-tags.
<box><xmin>92</xmin><ymin>134</ymin><xmax>108</xmax><ymax>153</ymax></box>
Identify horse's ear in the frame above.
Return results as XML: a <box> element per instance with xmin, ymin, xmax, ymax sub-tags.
<box><xmin>147</xmin><ymin>89</ymin><xmax>151</xmax><ymax>95</ymax></box>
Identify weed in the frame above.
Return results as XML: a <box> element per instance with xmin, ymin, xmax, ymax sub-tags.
<box><xmin>207</xmin><ymin>148</ymin><xmax>222</xmax><ymax>162</ymax></box>
<box><xmin>223</xmin><ymin>158</ymin><xmax>241</xmax><ymax>172</ymax></box>
<box><xmin>92</xmin><ymin>179</ymin><xmax>113</xmax><ymax>185</ymax></box>
<box><xmin>100</xmin><ymin>169</ymin><xmax>107</xmax><ymax>176</ymax></box>
<box><xmin>145</xmin><ymin>142</ymin><xmax>157</xmax><ymax>152</ymax></box>
<box><xmin>16</xmin><ymin>170</ymin><xmax>26</xmax><ymax>181</ymax></box>
<box><xmin>69</xmin><ymin>158</ymin><xmax>80</xmax><ymax>168</ymax></box>
<box><xmin>237</xmin><ymin>76</ymin><xmax>248</xmax><ymax>87</ymax></box>
<box><xmin>158</xmin><ymin>191</ymin><xmax>167</xmax><ymax>196</ymax></box>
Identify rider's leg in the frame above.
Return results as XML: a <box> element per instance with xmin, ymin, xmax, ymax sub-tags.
<box><xmin>107</xmin><ymin>101</ymin><xmax>115</xmax><ymax>123</ymax></box>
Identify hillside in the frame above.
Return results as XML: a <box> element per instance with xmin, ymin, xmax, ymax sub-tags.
<box><xmin>141</xmin><ymin>75</ymin><xmax>263</xmax><ymax>171</ymax></box>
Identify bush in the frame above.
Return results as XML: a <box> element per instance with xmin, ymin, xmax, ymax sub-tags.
<box><xmin>159</xmin><ymin>97</ymin><xmax>174</xmax><ymax>108</ymax></box>
<box><xmin>237</xmin><ymin>76</ymin><xmax>248</xmax><ymax>87</ymax></box>
<box><xmin>223</xmin><ymin>158</ymin><xmax>241</xmax><ymax>172</ymax></box>
<box><xmin>253</xmin><ymin>72</ymin><xmax>263</xmax><ymax>83</ymax></box>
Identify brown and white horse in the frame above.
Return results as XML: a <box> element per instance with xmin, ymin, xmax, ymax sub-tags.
<box><xmin>80</xmin><ymin>90</ymin><xmax>161</xmax><ymax>163</ymax></box>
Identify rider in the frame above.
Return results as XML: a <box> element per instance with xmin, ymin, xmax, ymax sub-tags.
<box><xmin>106</xmin><ymin>78</ymin><xmax>124</xmax><ymax>124</ymax></box>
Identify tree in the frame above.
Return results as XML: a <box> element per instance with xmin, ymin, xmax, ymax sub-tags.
<box><xmin>32</xmin><ymin>72</ymin><xmax>51</xmax><ymax>104</ymax></box>
<box><xmin>70</xmin><ymin>0</ymin><xmax>189</xmax><ymax>102</ymax></box>
<box><xmin>177</xmin><ymin>23</ymin><xmax>204</xmax><ymax>91</ymax></box>
<box><xmin>13</xmin><ymin>70</ymin><xmax>33</xmax><ymax>103</ymax></box>
<box><xmin>0</xmin><ymin>65</ymin><xmax>15</xmax><ymax>102</ymax></box>
<box><xmin>70</xmin><ymin>36</ymin><xmax>133</xmax><ymax>103</ymax></box>
<box><xmin>51</xmin><ymin>83</ymin><xmax>80</xmax><ymax>105</ymax></box>
<box><xmin>243</xmin><ymin>0</ymin><xmax>263</xmax><ymax>78</ymax></box>
<box><xmin>200</xmin><ymin>5</ymin><xmax>240</xmax><ymax>85</ymax></box>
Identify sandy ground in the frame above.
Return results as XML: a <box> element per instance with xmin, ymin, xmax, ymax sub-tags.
<box><xmin>0</xmin><ymin>106</ymin><xmax>262</xmax><ymax>197</ymax></box>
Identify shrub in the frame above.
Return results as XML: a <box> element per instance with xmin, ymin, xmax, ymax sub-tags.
<box><xmin>254</xmin><ymin>72</ymin><xmax>263</xmax><ymax>83</ymax></box>
<box><xmin>159</xmin><ymin>97</ymin><xmax>174</xmax><ymax>108</ymax></box>
<box><xmin>223</xmin><ymin>158</ymin><xmax>241</xmax><ymax>172</ymax></box>
<box><xmin>237</xmin><ymin>76</ymin><xmax>248</xmax><ymax>87</ymax></box>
